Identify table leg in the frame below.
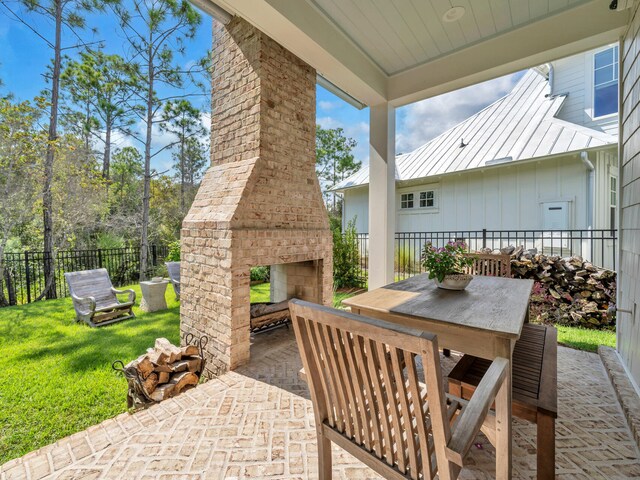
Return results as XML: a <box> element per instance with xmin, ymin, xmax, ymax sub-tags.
<box><xmin>537</xmin><ymin>413</ymin><xmax>555</xmax><ymax>479</ymax></box>
<box><xmin>495</xmin><ymin>338</ymin><xmax>513</xmax><ymax>480</ymax></box>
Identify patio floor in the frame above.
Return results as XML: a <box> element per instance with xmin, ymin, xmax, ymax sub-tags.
<box><xmin>2</xmin><ymin>327</ymin><xmax>640</xmax><ymax>480</ymax></box>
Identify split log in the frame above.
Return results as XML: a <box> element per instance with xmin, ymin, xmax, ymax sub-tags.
<box><xmin>155</xmin><ymin>338</ymin><xmax>182</xmax><ymax>363</ymax></box>
<box><xmin>142</xmin><ymin>372</ymin><xmax>158</xmax><ymax>393</ymax></box>
<box><xmin>169</xmin><ymin>371</ymin><xmax>199</xmax><ymax>395</ymax></box>
<box><xmin>125</xmin><ymin>355</ymin><xmax>154</xmax><ymax>379</ymax></box>
<box><xmin>146</xmin><ymin>349</ymin><xmax>169</xmax><ymax>366</ymax></box>
<box><xmin>170</xmin><ymin>357</ymin><xmax>202</xmax><ymax>373</ymax></box>
<box><xmin>158</xmin><ymin>371</ymin><xmax>170</xmax><ymax>384</ymax></box>
<box><xmin>180</xmin><ymin>345</ymin><xmax>199</xmax><ymax>356</ymax></box>
<box><xmin>149</xmin><ymin>383</ymin><xmax>175</xmax><ymax>402</ymax></box>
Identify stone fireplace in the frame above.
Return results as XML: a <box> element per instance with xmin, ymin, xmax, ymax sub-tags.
<box><xmin>180</xmin><ymin>17</ymin><xmax>333</xmax><ymax>377</ymax></box>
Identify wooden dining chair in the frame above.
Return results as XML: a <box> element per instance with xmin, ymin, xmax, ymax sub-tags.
<box><xmin>464</xmin><ymin>252</ymin><xmax>512</xmax><ymax>278</ymax></box>
<box><xmin>289</xmin><ymin>299</ymin><xmax>510</xmax><ymax>480</ymax></box>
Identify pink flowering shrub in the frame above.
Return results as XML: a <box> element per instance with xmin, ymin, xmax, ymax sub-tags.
<box><xmin>421</xmin><ymin>241</ymin><xmax>476</xmax><ymax>282</ymax></box>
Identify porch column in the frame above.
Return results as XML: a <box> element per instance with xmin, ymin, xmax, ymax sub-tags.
<box><xmin>368</xmin><ymin>102</ymin><xmax>395</xmax><ymax>289</ymax></box>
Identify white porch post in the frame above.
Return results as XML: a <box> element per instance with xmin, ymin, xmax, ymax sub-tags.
<box><xmin>368</xmin><ymin>102</ymin><xmax>396</xmax><ymax>289</ymax></box>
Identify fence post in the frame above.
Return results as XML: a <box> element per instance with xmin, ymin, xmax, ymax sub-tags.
<box><xmin>24</xmin><ymin>251</ymin><xmax>31</xmax><ymax>304</ymax></box>
<box><xmin>482</xmin><ymin>229</ymin><xmax>487</xmax><ymax>249</ymax></box>
<box><xmin>4</xmin><ymin>267</ymin><xmax>16</xmax><ymax>306</ymax></box>
<box><xmin>98</xmin><ymin>249</ymin><xmax>103</xmax><ymax>269</ymax></box>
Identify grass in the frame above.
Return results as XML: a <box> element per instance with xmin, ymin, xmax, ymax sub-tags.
<box><xmin>0</xmin><ymin>282</ymin><xmax>356</xmax><ymax>464</ymax></box>
<box><xmin>555</xmin><ymin>325</ymin><xmax>615</xmax><ymax>353</ymax></box>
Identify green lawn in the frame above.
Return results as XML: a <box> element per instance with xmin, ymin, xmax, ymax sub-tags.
<box><xmin>0</xmin><ymin>282</ymin><xmax>613</xmax><ymax>464</ymax></box>
<box><xmin>0</xmin><ymin>282</ymin><xmax>356</xmax><ymax>464</ymax></box>
<box><xmin>556</xmin><ymin>325</ymin><xmax>616</xmax><ymax>352</ymax></box>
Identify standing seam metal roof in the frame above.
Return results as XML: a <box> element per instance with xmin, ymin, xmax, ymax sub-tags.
<box><xmin>333</xmin><ymin>70</ymin><xmax>616</xmax><ymax>191</ymax></box>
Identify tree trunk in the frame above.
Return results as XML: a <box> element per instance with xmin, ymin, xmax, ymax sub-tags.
<box><xmin>43</xmin><ymin>0</ymin><xmax>63</xmax><ymax>300</ymax></box>
<box><xmin>0</xmin><ymin>245</ymin><xmax>8</xmax><ymax>307</ymax></box>
<box><xmin>103</xmin><ymin>120</ymin><xmax>112</xmax><ymax>180</ymax></box>
<box><xmin>180</xmin><ymin>127</ymin><xmax>185</xmax><ymax>213</ymax></box>
<box><xmin>139</xmin><ymin>44</ymin><xmax>154</xmax><ymax>281</ymax></box>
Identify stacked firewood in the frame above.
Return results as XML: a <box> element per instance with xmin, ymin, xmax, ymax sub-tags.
<box><xmin>125</xmin><ymin>338</ymin><xmax>203</xmax><ymax>402</ymax></box>
<box><xmin>485</xmin><ymin>246</ymin><xmax>616</xmax><ymax>328</ymax></box>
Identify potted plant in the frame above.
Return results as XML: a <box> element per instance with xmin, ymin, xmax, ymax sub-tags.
<box><xmin>421</xmin><ymin>240</ymin><xmax>476</xmax><ymax>290</ymax></box>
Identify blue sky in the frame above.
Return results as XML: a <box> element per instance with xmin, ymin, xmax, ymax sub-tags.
<box><xmin>1</xmin><ymin>2</ymin><xmax>523</xmax><ymax>172</ymax></box>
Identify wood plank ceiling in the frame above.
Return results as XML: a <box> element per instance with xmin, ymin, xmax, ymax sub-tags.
<box><xmin>309</xmin><ymin>0</ymin><xmax>589</xmax><ymax>75</ymax></box>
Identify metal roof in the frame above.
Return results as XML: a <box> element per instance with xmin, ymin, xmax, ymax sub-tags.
<box><xmin>333</xmin><ymin>70</ymin><xmax>617</xmax><ymax>191</ymax></box>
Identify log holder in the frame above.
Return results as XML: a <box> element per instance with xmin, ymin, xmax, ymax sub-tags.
<box><xmin>112</xmin><ymin>333</ymin><xmax>208</xmax><ymax>410</ymax></box>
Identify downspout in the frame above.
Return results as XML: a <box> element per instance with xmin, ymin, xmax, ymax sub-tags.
<box><xmin>580</xmin><ymin>151</ymin><xmax>595</xmax><ymax>228</ymax></box>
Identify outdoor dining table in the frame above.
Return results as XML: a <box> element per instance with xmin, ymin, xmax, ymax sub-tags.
<box><xmin>342</xmin><ymin>273</ymin><xmax>534</xmax><ymax>480</ymax></box>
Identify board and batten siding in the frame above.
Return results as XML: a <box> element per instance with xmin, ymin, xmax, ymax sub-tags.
<box><xmin>618</xmin><ymin>1</ymin><xmax>640</xmax><ymax>387</ymax></box>
<box><xmin>343</xmin><ymin>153</ymin><xmax>614</xmax><ymax>234</ymax></box>
<box><xmin>553</xmin><ymin>47</ymin><xmax>619</xmax><ymax>137</ymax></box>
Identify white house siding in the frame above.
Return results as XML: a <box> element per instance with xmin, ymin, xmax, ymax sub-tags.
<box><xmin>553</xmin><ymin>48</ymin><xmax>619</xmax><ymax>137</ymax></box>
<box><xmin>345</xmin><ymin>155</ymin><xmax>592</xmax><ymax>234</ymax></box>
<box><xmin>618</xmin><ymin>2</ymin><xmax>640</xmax><ymax>387</ymax></box>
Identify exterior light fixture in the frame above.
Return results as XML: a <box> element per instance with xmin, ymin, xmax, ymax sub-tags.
<box><xmin>442</xmin><ymin>6</ymin><xmax>465</xmax><ymax>22</ymax></box>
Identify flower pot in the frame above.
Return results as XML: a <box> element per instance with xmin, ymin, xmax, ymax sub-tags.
<box><xmin>434</xmin><ymin>274</ymin><xmax>473</xmax><ymax>291</ymax></box>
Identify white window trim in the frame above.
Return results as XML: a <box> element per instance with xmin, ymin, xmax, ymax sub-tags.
<box><xmin>592</xmin><ymin>44</ymin><xmax>619</xmax><ymax>120</ymax></box>
<box><xmin>398</xmin><ymin>187</ymin><xmax>439</xmax><ymax>212</ymax></box>
<box><xmin>610</xmin><ymin>174</ymin><xmax>618</xmax><ymax>208</ymax></box>
<box><xmin>400</xmin><ymin>193</ymin><xmax>414</xmax><ymax>210</ymax></box>
<box><xmin>417</xmin><ymin>190</ymin><xmax>437</xmax><ymax>209</ymax></box>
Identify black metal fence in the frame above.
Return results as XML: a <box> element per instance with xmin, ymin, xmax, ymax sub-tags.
<box><xmin>352</xmin><ymin>229</ymin><xmax>617</xmax><ymax>282</ymax></box>
<box><xmin>0</xmin><ymin>245</ymin><xmax>168</xmax><ymax>306</ymax></box>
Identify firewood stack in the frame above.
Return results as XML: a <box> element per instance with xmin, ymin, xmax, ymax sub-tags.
<box><xmin>125</xmin><ymin>338</ymin><xmax>203</xmax><ymax>402</ymax></box>
<box><xmin>481</xmin><ymin>246</ymin><xmax>617</xmax><ymax>328</ymax></box>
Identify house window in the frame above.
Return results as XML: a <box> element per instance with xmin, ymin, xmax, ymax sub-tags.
<box><xmin>594</xmin><ymin>45</ymin><xmax>619</xmax><ymax>118</ymax></box>
<box><xmin>610</xmin><ymin>175</ymin><xmax>617</xmax><ymax>231</ymax></box>
<box><xmin>400</xmin><ymin>193</ymin><xmax>414</xmax><ymax>209</ymax></box>
<box><xmin>419</xmin><ymin>190</ymin><xmax>435</xmax><ymax>208</ymax></box>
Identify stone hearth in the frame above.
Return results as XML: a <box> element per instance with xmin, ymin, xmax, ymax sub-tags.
<box><xmin>180</xmin><ymin>17</ymin><xmax>332</xmax><ymax>377</ymax></box>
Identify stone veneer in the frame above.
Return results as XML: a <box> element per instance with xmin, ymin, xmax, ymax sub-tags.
<box><xmin>180</xmin><ymin>17</ymin><xmax>333</xmax><ymax>377</ymax></box>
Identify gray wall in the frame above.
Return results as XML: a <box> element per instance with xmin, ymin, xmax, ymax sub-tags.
<box><xmin>618</xmin><ymin>2</ymin><xmax>640</xmax><ymax>386</ymax></box>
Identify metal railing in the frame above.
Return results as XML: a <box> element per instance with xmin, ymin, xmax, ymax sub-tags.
<box><xmin>353</xmin><ymin>229</ymin><xmax>617</xmax><ymax>282</ymax></box>
<box><xmin>0</xmin><ymin>245</ymin><xmax>168</xmax><ymax>306</ymax></box>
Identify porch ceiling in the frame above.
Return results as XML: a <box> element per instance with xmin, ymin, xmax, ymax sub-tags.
<box><xmin>202</xmin><ymin>0</ymin><xmax>629</xmax><ymax>106</ymax></box>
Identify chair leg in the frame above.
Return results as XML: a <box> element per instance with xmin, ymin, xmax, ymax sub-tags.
<box><xmin>443</xmin><ymin>349</ymin><xmax>451</xmax><ymax>357</ymax></box>
<box><xmin>537</xmin><ymin>413</ymin><xmax>555</xmax><ymax>480</ymax></box>
<box><xmin>318</xmin><ymin>433</ymin><xmax>332</xmax><ymax>480</ymax></box>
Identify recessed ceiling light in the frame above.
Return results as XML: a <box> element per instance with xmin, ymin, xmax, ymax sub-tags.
<box><xmin>442</xmin><ymin>6</ymin><xmax>465</xmax><ymax>22</ymax></box>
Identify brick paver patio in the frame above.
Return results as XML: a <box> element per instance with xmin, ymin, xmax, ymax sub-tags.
<box><xmin>2</xmin><ymin>327</ymin><xmax>640</xmax><ymax>479</ymax></box>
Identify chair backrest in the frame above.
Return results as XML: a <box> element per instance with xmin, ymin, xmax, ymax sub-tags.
<box><xmin>464</xmin><ymin>252</ymin><xmax>512</xmax><ymax>278</ymax></box>
<box><xmin>165</xmin><ymin>262</ymin><xmax>180</xmax><ymax>294</ymax></box>
<box><xmin>289</xmin><ymin>299</ymin><xmax>452</xmax><ymax>480</ymax></box>
<box><xmin>64</xmin><ymin>268</ymin><xmax>116</xmax><ymax>308</ymax></box>
<box><xmin>165</xmin><ymin>261</ymin><xmax>180</xmax><ymax>281</ymax></box>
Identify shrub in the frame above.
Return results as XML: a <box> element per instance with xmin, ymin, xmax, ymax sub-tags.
<box><xmin>333</xmin><ymin>219</ymin><xmax>363</xmax><ymax>288</ymax></box>
<box><xmin>250</xmin><ymin>265</ymin><xmax>270</xmax><ymax>282</ymax></box>
<box><xmin>165</xmin><ymin>241</ymin><xmax>180</xmax><ymax>262</ymax></box>
<box><xmin>395</xmin><ymin>245</ymin><xmax>419</xmax><ymax>275</ymax></box>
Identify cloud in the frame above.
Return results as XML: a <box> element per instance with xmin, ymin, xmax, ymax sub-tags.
<box><xmin>396</xmin><ymin>72</ymin><xmax>522</xmax><ymax>154</ymax></box>
<box><xmin>318</xmin><ymin>100</ymin><xmax>340</xmax><ymax>111</ymax></box>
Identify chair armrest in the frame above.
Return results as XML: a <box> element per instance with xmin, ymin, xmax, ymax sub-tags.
<box><xmin>71</xmin><ymin>293</ymin><xmax>96</xmax><ymax>315</ymax></box>
<box><xmin>446</xmin><ymin>357</ymin><xmax>509</xmax><ymax>466</ymax></box>
<box><xmin>111</xmin><ymin>287</ymin><xmax>136</xmax><ymax>304</ymax></box>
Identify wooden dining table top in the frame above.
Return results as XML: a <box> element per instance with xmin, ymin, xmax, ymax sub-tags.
<box><xmin>342</xmin><ymin>273</ymin><xmax>534</xmax><ymax>340</ymax></box>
